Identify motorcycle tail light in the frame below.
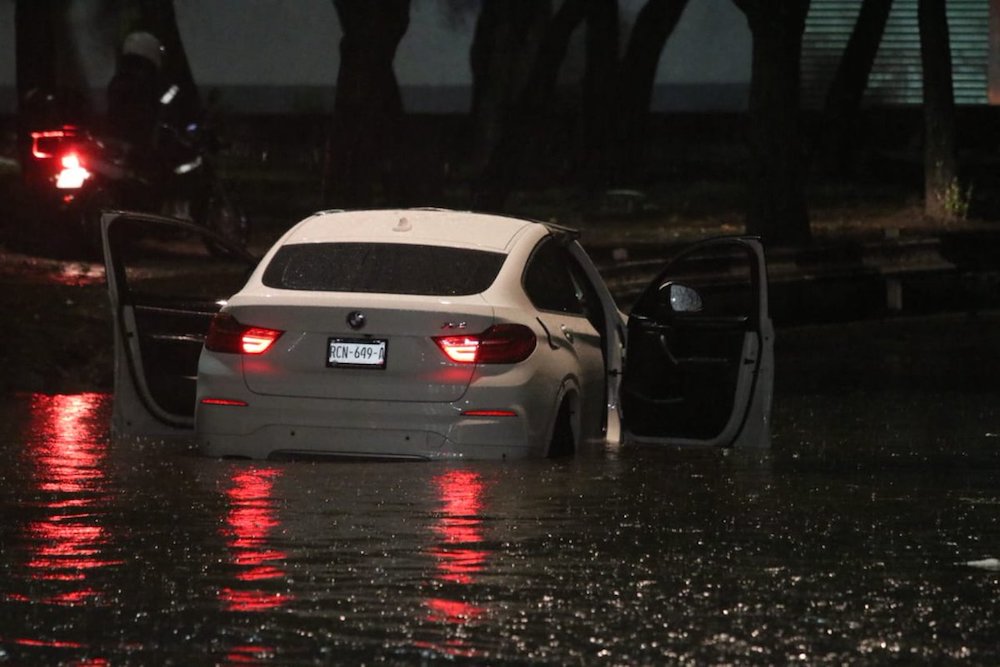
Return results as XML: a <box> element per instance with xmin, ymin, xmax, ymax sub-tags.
<box><xmin>55</xmin><ymin>152</ymin><xmax>90</xmax><ymax>189</ymax></box>
<box><xmin>31</xmin><ymin>127</ymin><xmax>76</xmax><ymax>159</ymax></box>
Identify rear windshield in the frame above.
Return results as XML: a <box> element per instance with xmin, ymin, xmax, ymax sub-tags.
<box><xmin>262</xmin><ymin>242</ymin><xmax>506</xmax><ymax>296</ymax></box>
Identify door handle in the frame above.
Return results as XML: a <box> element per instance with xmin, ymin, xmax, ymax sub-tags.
<box><xmin>560</xmin><ymin>324</ymin><xmax>574</xmax><ymax>343</ymax></box>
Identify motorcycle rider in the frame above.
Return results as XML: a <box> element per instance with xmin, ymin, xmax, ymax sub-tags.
<box><xmin>107</xmin><ymin>31</ymin><xmax>166</xmax><ymax>155</ymax></box>
<box><xmin>106</xmin><ymin>30</ymin><xmax>192</xmax><ymax>213</ymax></box>
<box><xmin>101</xmin><ymin>31</ymin><xmax>246</xmax><ymax>248</ymax></box>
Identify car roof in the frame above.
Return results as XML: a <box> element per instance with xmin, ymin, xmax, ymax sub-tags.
<box><xmin>282</xmin><ymin>208</ymin><xmax>552</xmax><ymax>253</ymax></box>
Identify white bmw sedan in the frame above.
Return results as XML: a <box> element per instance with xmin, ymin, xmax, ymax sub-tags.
<box><xmin>101</xmin><ymin>208</ymin><xmax>773</xmax><ymax>460</ymax></box>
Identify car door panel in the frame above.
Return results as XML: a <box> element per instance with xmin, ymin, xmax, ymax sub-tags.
<box><xmin>102</xmin><ymin>211</ymin><xmax>256</xmax><ymax>437</ymax></box>
<box><xmin>530</xmin><ymin>306</ymin><xmax>603</xmax><ymax>444</ymax></box>
<box><xmin>621</xmin><ymin>238</ymin><xmax>773</xmax><ymax>448</ymax></box>
<box><xmin>566</xmin><ymin>242</ymin><xmax>628</xmax><ymax>444</ymax></box>
<box><xmin>130</xmin><ymin>304</ymin><xmax>217</xmax><ymax>415</ymax></box>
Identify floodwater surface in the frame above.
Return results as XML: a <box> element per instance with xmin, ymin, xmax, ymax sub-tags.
<box><xmin>1</xmin><ymin>315</ymin><xmax>1000</xmax><ymax>664</ymax></box>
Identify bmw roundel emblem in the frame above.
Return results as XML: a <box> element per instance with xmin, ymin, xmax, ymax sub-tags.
<box><xmin>347</xmin><ymin>311</ymin><xmax>366</xmax><ymax>330</ymax></box>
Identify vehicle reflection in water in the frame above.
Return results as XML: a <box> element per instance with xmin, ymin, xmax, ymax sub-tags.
<box><xmin>219</xmin><ymin>466</ymin><xmax>291</xmax><ymax>613</ymax></box>
<box><xmin>419</xmin><ymin>469</ymin><xmax>490</xmax><ymax>657</ymax></box>
<box><xmin>20</xmin><ymin>393</ymin><xmax>120</xmax><ymax>606</ymax></box>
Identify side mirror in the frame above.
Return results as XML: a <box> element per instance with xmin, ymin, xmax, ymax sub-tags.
<box><xmin>659</xmin><ymin>282</ymin><xmax>703</xmax><ymax>313</ymax></box>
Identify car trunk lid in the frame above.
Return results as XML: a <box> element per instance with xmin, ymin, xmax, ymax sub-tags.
<box><xmin>230</xmin><ymin>301</ymin><xmax>494</xmax><ymax>402</ymax></box>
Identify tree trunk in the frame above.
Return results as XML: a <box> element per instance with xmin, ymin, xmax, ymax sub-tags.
<box><xmin>469</xmin><ymin>1</ymin><xmax>549</xmax><ymax>174</ymax></box>
<box><xmin>616</xmin><ymin>0</ymin><xmax>690</xmax><ymax>181</ymax></box>
<box><xmin>918</xmin><ymin>0</ymin><xmax>958</xmax><ymax>221</ymax></box>
<box><xmin>580</xmin><ymin>0</ymin><xmax>619</xmax><ymax>191</ymax></box>
<box><xmin>734</xmin><ymin>0</ymin><xmax>812</xmax><ymax>246</ymax></box>
<box><xmin>473</xmin><ymin>0</ymin><xmax>588</xmax><ymax>211</ymax></box>
<box><xmin>327</xmin><ymin>0</ymin><xmax>410</xmax><ymax>208</ymax></box>
<box><xmin>819</xmin><ymin>0</ymin><xmax>893</xmax><ymax>176</ymax></box>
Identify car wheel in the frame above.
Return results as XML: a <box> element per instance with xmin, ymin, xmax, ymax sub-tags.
<box><xmin>548</xmin><ymin>398</ymin><xmax>576</xmax><ymax>458</ymax></box>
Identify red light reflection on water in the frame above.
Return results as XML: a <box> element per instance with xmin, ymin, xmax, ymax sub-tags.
<box><xmin>428</xmin><ymin>470</ymin><xmax>489</xmax><ymax>586</ymax></box>
<box><xmin>21</xmin><ymin>393</ymin><xmax>119</xmax><ymax>605</ymax></box>
<box><xmin>224</xmin><ymin>644</ymin><xmax>275</xmax><ymax>663</ymax></box>
<box><xmin>415</xmin><ymin>469</ymin><xmax>492</xmax><ymax>658</ymax></box>
<box><xmin>425</xmin><ymin>597</ymin><xmax>484</xmax><ymax>624</ymax></box>
<box><xmin>11</xmin><ymin>637</ymin><xmax>85</xmax><ymax>649</ymax></box>
<box><xmin>425</xmin><ymin>470</ymin><xmax>488</xmax><ymax>624</ymax></box>
<box><xmin>219</xmin><ymin>467</ymin><xmax>291</xmax><ymax>612</ymax></box>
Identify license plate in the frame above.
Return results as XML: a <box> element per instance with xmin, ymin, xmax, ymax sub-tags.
<box><xmin>327</xmin><ymin>338</ymin><xmax>387</xmax><ymax>369</ymax></box>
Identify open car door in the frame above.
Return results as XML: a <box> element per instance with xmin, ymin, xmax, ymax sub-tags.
<box><xmin>620</xmin><ymin>238</ymin><xmax>773</xmax><ymax>449</ymax></box>
<box><xmin>101</xmin><ymin>211</ymin><xmax>257</xmax><ymax>439</ymax></box>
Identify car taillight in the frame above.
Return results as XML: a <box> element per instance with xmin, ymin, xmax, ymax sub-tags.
<box><xmin>433</xmin><ymin>324</ymin><xmax>536</xmax><ymax>364</ymax></box>
<box><xmin>55</xmin><ymin>152</ymin><xmax>90</xmax><ymax>189</ymax></box>
<box><xmin>205</xmin><ymin>313</ymin><xmax>283</xmax><ymax>355</ymax></box>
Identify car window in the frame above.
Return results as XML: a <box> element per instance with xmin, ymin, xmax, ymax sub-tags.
<box><xmin>567</xmin><ymin>254</ymin><xmax>606</xmax><ymax>333</ymax></box>
<box><xmin>523</xmin><ymin>239</ymin><xmax>585</xmax><ymax>315</ymax></box>
<box><xmin>261</xmin><ymin>242</ymin><xmax>505</xmax><ymax>296</ymax></box>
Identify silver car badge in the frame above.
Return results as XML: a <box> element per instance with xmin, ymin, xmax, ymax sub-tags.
<box><xmin>347</xmin><ymin>311</ymin><xmax>366</xmax><ymax>330</ymax></box>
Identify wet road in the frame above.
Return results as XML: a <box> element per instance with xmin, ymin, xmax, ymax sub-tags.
<box><xmin>1</xmin><ymin>314</ymin><xmax>999</xmax><ymax>665</ymax></box>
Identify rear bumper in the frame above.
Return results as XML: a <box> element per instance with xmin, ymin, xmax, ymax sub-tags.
<box><xmin>195</xmin><ymin>393</ymin><xmax>541</xmax><ymax>460</ymax></box>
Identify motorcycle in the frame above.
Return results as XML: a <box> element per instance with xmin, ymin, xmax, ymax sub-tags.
<box><xmin>22</xmin><ymin>86</ymin><xmax>248</xmax><ymax>257</ymax></box>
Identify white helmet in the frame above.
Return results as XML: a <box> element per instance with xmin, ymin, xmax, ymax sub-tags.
<box><xmin>122</xmin><ymin>31</ymin><xmax>164</xmax><ymax>69</ymax></box>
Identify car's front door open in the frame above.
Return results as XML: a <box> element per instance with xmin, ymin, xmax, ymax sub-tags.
<box><xmin>620</xmin><ymin>238</ymin><xmax>773</xmax><ymax>448</ymax></box>
<box><xmin>101</xmin><ymin>211</ymin><xmax>256</xmax><ymax>438</ymax></box>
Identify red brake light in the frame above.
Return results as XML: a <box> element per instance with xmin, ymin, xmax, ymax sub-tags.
<box><xmin>205</xmin><ymin>313</ymin><xmax>283</xmax><ymax>355</ymax></box>
<box><xmin>55</xmin><ymin>151</ymin><xmax>90</xmax><ymax>189</ymax></box>
<box><xmin>435</xmin><ymin>334</ymin><xmax>479</xmax><ymax>363</ymax></box>
<box><xmin>434</xmin><ymin>324</ymin><xmax>536</xmax><ymax>364</ymax></box>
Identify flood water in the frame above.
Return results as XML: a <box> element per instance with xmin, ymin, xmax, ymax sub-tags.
<box><xmin>2</xmin><ymin>315</ymin><xmax>999</xmax><ymax>665</ymax></box>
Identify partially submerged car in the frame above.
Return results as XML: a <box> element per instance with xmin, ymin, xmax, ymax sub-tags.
<box><xmin>101</xmin><ymin>208</ymin><xmax>773</xmax><ymax>460</ymax></box>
